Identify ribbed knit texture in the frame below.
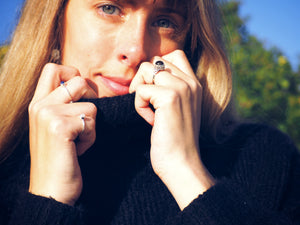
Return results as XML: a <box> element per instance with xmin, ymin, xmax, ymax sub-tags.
<box><xmin>0</xmin><ymin>94</ymin><xmax>299</xmax><ymax>225</ymax></box>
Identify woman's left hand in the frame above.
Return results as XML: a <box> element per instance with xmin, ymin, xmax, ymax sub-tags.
<box><xmin>129</xmin><ymin>50</ymin><xmax>215</xmax><ymax>210</ymax></box>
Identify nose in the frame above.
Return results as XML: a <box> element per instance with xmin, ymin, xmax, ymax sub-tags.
<box><xmin>116</xmin><ymin>15</ymin><xmax>149</xmax><ymax>69</ymax></box>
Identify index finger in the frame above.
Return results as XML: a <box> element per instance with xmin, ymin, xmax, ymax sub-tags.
<box><xmin>32</xmin><ymin>63</ymin><xmax>81</xmax><ymax>102</ymax></box>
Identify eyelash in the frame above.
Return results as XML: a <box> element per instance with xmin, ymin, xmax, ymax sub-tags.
<box><xmin>97</xmin><ymin>4</ymin><xmax>121</xmax><ymax>16</ymax></box>
<box><xmin>97</xmin><ymin>4</ymin><xmax>179</xmax><ymax>31</ymax></box>
<box><xmin>152</xmin><ymin>18</ymin><xmax>177</xmax><ymax>30</ymax></box>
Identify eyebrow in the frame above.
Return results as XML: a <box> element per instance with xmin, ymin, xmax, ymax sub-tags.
<box><xmin>113</xmin><ymin>0</ymin><xmax>186</xmax><ymax>18</ymax></box>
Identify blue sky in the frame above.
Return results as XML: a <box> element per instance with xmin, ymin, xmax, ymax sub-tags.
<box><xmin>239</xmin><ymin>0</ymin><xmax>300</xmax><ymax>71</ymax></box>
<box><xmin>0</xmin><ymin>0</ymin><xmax>299</xmax><ymax>70</ymax></box>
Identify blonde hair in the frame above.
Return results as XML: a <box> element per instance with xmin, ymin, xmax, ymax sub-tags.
<box><xmin>0</xmin><ymin>0</ymin><xmax>234</xmax><ymax>163</ymax></box>
<box><xmin>0</xmin><ymin>0</ymin><xmax>66</xmax><ymax>162</ymax></box>
<box><xmin>189</xmin><ymin>0</ymin><xmax>235</xmax><ymax>140</ymax></box>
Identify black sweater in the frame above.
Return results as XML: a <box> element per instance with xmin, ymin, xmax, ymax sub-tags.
<box><xmin>0</xmin><ymin>94</ymin><xmax>299</xmax><ymax>225</ymax></box>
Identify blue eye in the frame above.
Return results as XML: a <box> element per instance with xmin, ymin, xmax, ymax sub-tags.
<box><xmin>99</xmin><ymin>5</ymin><xmax>120</xmax><ymax>15</ymax></box>
<box><xmin>157</xmin><ymin>19</ymin><xmax>170</xmax><ymax>28</ymax></box>
<box><xmin>154</xmin><ymin>19</ymin><xmax>175</xmax><ymax>29</ymax></box>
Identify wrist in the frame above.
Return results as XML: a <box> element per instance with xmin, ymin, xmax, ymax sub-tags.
<box><xmin>155</xmin><ymin>156</ymin><xmax>215</xmax><ymax>210</ymax></box>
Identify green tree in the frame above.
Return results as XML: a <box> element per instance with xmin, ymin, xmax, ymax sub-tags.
<box><xmin>221</xmin><ymin>0</ymin><xmax>300</xmax><ymax>148</ymax></box>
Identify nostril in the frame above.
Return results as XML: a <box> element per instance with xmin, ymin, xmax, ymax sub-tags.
<box><xmin>122</xmin><ymin>55</ymin><xmax>127</xmax><ymax>60</ymax></box>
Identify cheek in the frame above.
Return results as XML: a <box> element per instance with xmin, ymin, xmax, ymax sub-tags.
<box><xmin>62</xmin><ymin>25</ymin><xmax>114</xmax><ymax>75</ymax></box>
<box><xmin>159</xmin><ymin>39</ymin><xmax>185</xmax><ymax>56</ymax></box>
<box><xmin>62</xmin><ymin>3</ymin><xmax>115</xmax><ymax>74</ymax></box>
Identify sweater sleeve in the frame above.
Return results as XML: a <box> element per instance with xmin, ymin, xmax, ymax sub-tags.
<box><xmin>166</xmin><ymin>125</ymin><xmax>300</xmax><ymax>225</ymax></box>
<box><xmin>0</xmin><ymin>185</ymin><xmax>83</xmax><ymax>225</ymax></box>
<box><xmin>7</xmin><ymin>191</ymin><xmax>84</xmax><ymax>225</ymax></box>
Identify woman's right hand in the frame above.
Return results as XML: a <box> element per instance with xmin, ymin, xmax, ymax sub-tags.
<box><xmin>28</xmin><ymin>63</ymin><xmax>98</xmax><ymax>206</ymax></box>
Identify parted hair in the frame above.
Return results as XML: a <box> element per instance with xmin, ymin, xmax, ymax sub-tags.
<box><xmin>0</xmin><ymin>0</ymin><xmax>234</xmax><ymax>163</ymax></box>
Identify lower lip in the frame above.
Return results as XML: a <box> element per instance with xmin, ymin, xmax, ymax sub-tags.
<box><xmin>98</xmin><ymin>76</ymin><xmax>130</xmax><ymax>96</ymax></box>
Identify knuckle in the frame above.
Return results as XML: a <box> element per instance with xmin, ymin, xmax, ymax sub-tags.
<box><xmin>67</xmin><ymin>65</ymin><xmax>81</xmax><ymax>75</ymax></box>
<box><xmin>177</xmin><ymin>81</ymin><xmax>192</xmax><ymax>99</ymax></box>
<box><xmin>135</xmin><ymin>85</ymin><xmax>144</xmax><ymax>95</ymax></box>
<box><xmin>73</xmin><ymin>76</ymin><xmax>88</xmax><ymax>88</ymax></box>
<box><xmin>179</xmin><ymin>81</ymin><xmax>190</xmax><ymax>93</ymax></box>
<box><xmin>139</xmin><ymin>62</ymin><xmax>151</xmax><ymax>72</ymax></box>
<box><xmin>190</xmin><ymin>79</ymin><xmax>202</xmax><ymax>94</ymax></box>
<box><xmin>48</xmin><ymin>116</ymin><xmax>66</xmax><ymax>135</ymax></box>
<box><xmin>173</xmin><ymin>49</ymin><xmax>185</xmax><ymax>58</ymax></box>
<box><xmin>30</xmin><ymin>104</ymin><xmax>56</xmax><ymax>126</ymax></box>
<box><xmin>82</xmin><ymin>103</ymin><xmax>98</xmax><ymax>119</ymax></box>
<box><xmin>42</xmin><ymin>63</ymin><xmax>59</xmax><ymax>75</ymax></box>
<box><xmin>28</xmin><ymin>101</ymin><xmax>37</xmax><ymax>114</ymax></box>
<box><xmin>37</xmin><ymin>106</ymin><xmax>55</xmax><ymax>122</ymax></box>
<box><xmin>28</xmin><ymin>101</ymin><xmax>44</xmax><ymax>117</ymax></box>
<box><xmin>165</xmin><ymin>89</ymin><xmax>181</xmax><ymax>104</ymax></box>
<box><xmin>29</xmin><ymin>103</ymin><xmax>65</xmax><ymax>136</ymax></box>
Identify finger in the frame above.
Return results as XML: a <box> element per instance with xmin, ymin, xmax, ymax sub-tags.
<box><xmin>134</xmin><ymin>84</ymin><xmax>182</xmax><ymax>126</ymax></box>
<box><xmin>150</xmin><ymin>57</ymin><xmax>193</xmax><ymax>84</ymax></box>
<box><xmin>151</xmin><ymin>56</ymin><xmax>202</xmax><ymax>111</ymax></box>
<box><xmin>76</xmin><ymin>115</ymin><xmax>96</xmax><ymax>156</ymax></box>
<box><xmin>130</xmin><ymin>52</ymin><xmax>196</xmax><ymax>93</ymax></box>
<box><xmin>29</xmin><ymin>101</ymin><xmax>97</xmax><ymax>136</ymax></box>
<box><xmin>129</xmin><ymin>60</ymin><xmax>180</xmax><ymax>93</ymax></box>
<box><xmin>151</xmin><ymin>70</ymin><xmax>185</xmax><ymax>87</ymax></box>
<box><xmin>36</xmin><ymin>102</ymin><xmax>97</xmax><ymax>155</ymax></box>
<box><xmin>32</xmin><ymin>64</ymin><xmax>81</xmax><ymax>103</ymax></box>
<box><xmin>35</xmin><ymin>112</ymin><xmax>96</xmax><ymax>156</ymax></box>
<box><xmin>152</xmin><ymin>68</ymin><xmax>202</xmax><ymax>111</ymax></box>
<box><xmin>57</xmin><ymin>102</ymin><xmax>98</xmax><ymax>118</ymax></box>
<box><xmin>129</xmin><ymin>62</ymin><xmax>154</xmax><ymax>93</ymax></box>
<box><xmin>160</xmin><ymin>50</ymin><xmax>195</xmax><ymax>78</ymax></box>
<box><xmin>134</xmin><ymin>89</ymin><xmax>155</xmax><ymax>125</ymax></box>
<box><xmin>38</xmin><ymin>76</ymin><xmax>98</xmax><ymax>105</ymax></box>
<box><xmin>130</xmin><ymin>59</ymin><xmax>194</xmax><ymax>95</ymax></box>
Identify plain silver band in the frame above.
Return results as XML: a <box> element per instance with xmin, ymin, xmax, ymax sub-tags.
<box><xmin>60</xmin><ymin>81</ymin><xmax>73</xmax><ymax>103</ymax></box>
<box><xmin>79</xmin><ymin>113</ymin><xmax>86</xmax><ymax>134</ymax></box>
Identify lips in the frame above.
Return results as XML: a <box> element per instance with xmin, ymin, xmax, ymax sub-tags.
<box><xmin>98</xmin><ymin>75</ymin><xmax>132</xmax><ymax>96</ymax></box>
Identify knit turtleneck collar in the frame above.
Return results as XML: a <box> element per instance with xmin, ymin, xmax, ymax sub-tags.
<box><xmin>78</xmin><ymin>94</ymin><xmax>153</xmax><ymax>223</ymax></box>
<box><xmin>81</xmin><ymin>93</ymin><xmax>152</xmax><ymax>158</ymax></box>
<box><xmin>83</xmin><ymin>93</ymin><xmax>146</xmax><ymax>127</ymax></box>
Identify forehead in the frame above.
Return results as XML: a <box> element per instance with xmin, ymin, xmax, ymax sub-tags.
<box><xmin>116</xmin><ymin>0</ymin><xmax>190</xmax><ymax>18</ymax></box>
<box><xmin>114</xmin><ymin>0</ymin><xmax>188</xmax><ymax>8</ymax></box>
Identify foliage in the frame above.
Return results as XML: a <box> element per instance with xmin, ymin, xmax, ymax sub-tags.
<box><xmin>0</xmin><ymin>45</ymin><xmax>8</xmax><ymax>67</ymax></box>
<box><xmin>220</xmin><ymin>0</ymin><xmax>300</xmax><ymax>149</ymax></box>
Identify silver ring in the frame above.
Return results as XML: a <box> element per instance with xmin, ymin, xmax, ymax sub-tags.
<box><xmin>79</xmin><ymin>113</ymin><xmax>86</xmax><ymax>134</ymax></box>
<box><xmin>60</xmin><ymin>81</ymin><xmax>73</xmax><ymax>103</ymax></box>
<box><xmin>152</xmin><ymin>60</ymin><xmax>165</xmax><ymax>84</ymax></box>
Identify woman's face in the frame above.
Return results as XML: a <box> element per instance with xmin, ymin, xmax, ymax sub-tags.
<box><xmin>61</xmin><ymin>0</ymin><xmax>187</xmax><ymax>97</ymax></box>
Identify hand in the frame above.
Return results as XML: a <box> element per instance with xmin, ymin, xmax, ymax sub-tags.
<box><xmin>28</xmin><ymin>63</ymin><xmax>97</xmax><ymax>206</ymax></box>
<box><xmin>130</xmin><ymin>50</ymin><xmax>215</xmax><ymax>210</ymax></box>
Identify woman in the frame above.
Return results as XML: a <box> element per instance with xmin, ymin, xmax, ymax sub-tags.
<box><xmin>0</xmin><ymin>0</ymin><xmax>299</xmax><ymax>224</ymax></box>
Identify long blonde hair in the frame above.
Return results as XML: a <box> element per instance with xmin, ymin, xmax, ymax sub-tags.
<box><xmin>0</xmin><ymin>0</ymin><xmax>66</xmax><ymax>162</ymax></box>
<box><xmin>0</xmin><ymin>0</ymin><xmax>234</xmax><ymax>163</ymax></box>
<box><xmin>190</xmin><ymin>0</ymin><xmax>234</xmax><ymax>140</ymax></box>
